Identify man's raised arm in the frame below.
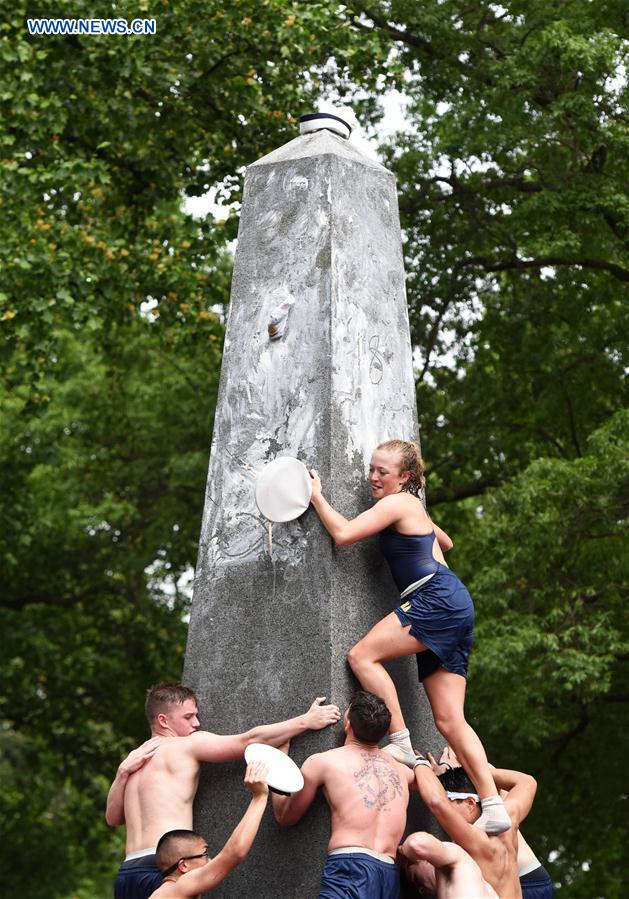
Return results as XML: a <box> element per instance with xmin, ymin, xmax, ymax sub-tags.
<box><xmin>413</xmin><ymin>762</ymin><xmax>486</xmax><ymax>860</ymax></box>
<box><xmin>493</xmin><ymin>768</ymin><xmax>537</xmax><ymax>829</ymax></box>
<box><xmin>149</xmin><ymin>763</ymin><xmax>269</xmax><ymax>899</ymax></box>
<box><xmin>186</xmin><ymin>697</ymin><xmax>340</xmax><ymax>764</ymax></box>
<box><xmin>105</xmin><ymin>737</ymin><xmax>162</xmax><ymax>826</ymax></box>
<box><xmin>271</xmin><ymin>749</ymin><xmax>325</xmax><ymax>827</ymax></box>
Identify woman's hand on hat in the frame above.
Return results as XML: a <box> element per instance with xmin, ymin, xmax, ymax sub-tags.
<box><xmin>309</xmin><ymin>468</ymin><xmax>322</xmax><ymax>502</ymax></box>
<box><xmin>304</xmin><ymin>696</ymin><xmax>341</xmax><ymax>730</ymax></box>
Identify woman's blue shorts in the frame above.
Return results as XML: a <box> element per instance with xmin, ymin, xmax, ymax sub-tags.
<box><xmin>393</xmin><ymin>565</ymin><xmax>474</xmax><ymax>681</ymax></box>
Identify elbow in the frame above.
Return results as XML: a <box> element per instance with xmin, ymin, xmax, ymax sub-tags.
<box><xmin>106</xmin><ymin>811</ymin><xmax>122</xmax><ymax>828</ymax></box>
<box><xmin>231</xmin><ymin>843</ymin><xmax>249</xmax><ymax>866</ymax></box>
<box><xmin>334</xmin><ymin>529</ymin><xmax>355</xmax><ymax>547</ymax></box>
<box><xmin>402</xmin><ymin>833</ymin><xmax>431</xmax><ymax>861</ymax></box>
<box><xmin>526</xmin><ymin>774</ymin><xmax>538</xmax><ymax>796</ymax></box>
<box><xmin>426</xmin><ymin>794</ymin><xmax>446</xmax><ymax>817</ymax></box>
<box><xmin>273</xmin><ymin>807</ymin><xmax>293</xmax><ymax>828</ymax></box>
<box><xmin>442</xmin><ymin>537</ymin><xmax>454</xmax><ymax>552</ymax></box>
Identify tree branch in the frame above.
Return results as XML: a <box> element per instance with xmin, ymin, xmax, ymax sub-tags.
<box><xmin>462</xmin><ymin>254</ymin><xmax>629</xmax><ymax>282</ymax></box>
<box><xmin>349</xmin><ymin>1</ymin><xmax>438</xmax><ymax>57</ymax></box>
<box><xmin>427</xmin><ymin>474</ymin><xmax>503</xmax><ymax>506</ymax></box>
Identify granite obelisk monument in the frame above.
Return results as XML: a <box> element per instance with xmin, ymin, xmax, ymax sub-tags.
<box><xmin>183</xmin><ymin>112</ymin><xmax>440</xmax><ymax>897</ymax></box>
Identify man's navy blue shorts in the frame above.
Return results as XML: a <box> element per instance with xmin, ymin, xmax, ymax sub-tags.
<box><xmin>319</xmin><ymin>851</ymin><xmax>400</xmax><ymax>898</ymax></box>
<box><xmin>393</xmin><ymin>565</ymin><xmax>474</xmax><ymax>680</ymax></box>
<box><xmin>114</xmin><ymin>854</ymin><xmax>163</xmax><ymax>899</ymax></box>
<box><xmin>520</xmin><ymin>865</ymin><xmax>554</xmax><ymax>899</ymax></box>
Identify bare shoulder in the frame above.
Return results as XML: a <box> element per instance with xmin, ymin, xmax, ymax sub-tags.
<box><xmin>390</xmin><ymin>758</ymin><xmax>415</xmax><ymax>786</ymax></box>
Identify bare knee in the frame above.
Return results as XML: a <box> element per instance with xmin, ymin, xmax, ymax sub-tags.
<box><xmin>433</xmin><ymin>708</ymin><xmax>466</xmax><ymax>740</ymax></box>
<box><xmin>347</xmin><ymin>641</ymin><xmax>372</xmax><ymax>674</ymax></box>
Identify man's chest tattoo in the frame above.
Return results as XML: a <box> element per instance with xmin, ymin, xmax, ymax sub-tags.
<box><xmin>353</xmin><ymin>753</ymin><xmax>403</xmax><ymax>810</ymax></box>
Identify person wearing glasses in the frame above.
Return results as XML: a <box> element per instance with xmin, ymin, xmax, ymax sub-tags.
<box><xmin>148</xmin><ymin>761</ymin><xmax>269</xmax><ymax>898</ymax></box>
<box><xmin>107</xmin><ymin>682</ymin><xmax>340</xmax><ymax>899</ymax></box>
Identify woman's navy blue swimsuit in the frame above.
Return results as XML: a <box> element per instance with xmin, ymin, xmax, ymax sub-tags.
<box><xmin>379</xmin><ymin>528</ymin><xmax>474</xmax><ymax>680</ymax></box>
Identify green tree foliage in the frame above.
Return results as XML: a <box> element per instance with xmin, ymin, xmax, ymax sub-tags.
<box><xmin>345</xmin><ymin>3</ymin><xmax>628</xmax><ymax>895</ymax></box>
<box><xmin>351</xmin><ymin>0</ymin><xmax>628</xmax><ymax>495</ymax></box>
<box><xmin>0</xmin><ymin>3</ymin><xmax>381</xmax><ymax>896</ymax></box>
<box><xmin>0</xmin><ymin>321</ymin><xmax>221</xmax><ymax>897</ymax></box>
<box><xmin>459</xmin><ymin>410</ymin><xmax>628</xmax><ymax>896</ymax></box>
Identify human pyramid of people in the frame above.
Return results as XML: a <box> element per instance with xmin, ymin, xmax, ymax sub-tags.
<box><xmin>108</xmin><ymin>440</ymin><xmax>553</xmax><ymax>899</ymax></box>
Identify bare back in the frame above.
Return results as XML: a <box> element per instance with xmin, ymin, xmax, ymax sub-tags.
<box><xmin>124</xmin><ymin>739</ymin><xmax>201</xmax><ymax>852</ymax></box>
<box><xmin>390</xmin><ymin>493</ymin><xmax>448</xmax><ymax>566</ymax></box>
<box><xmin>436</xmin><ymin>843</ymin><xmax>498</xmax><ymax>899</ymax></box>
<box><xmin>475</xmin><ymin>828</ymin><xmax>522</xmax><ymax>899</ymax></box>
<box><xmin>320</xmin><ymin>745</ymin><xmax>411</xmax><ymax>857</ymax></box>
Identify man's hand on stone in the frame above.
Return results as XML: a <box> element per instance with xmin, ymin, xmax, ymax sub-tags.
<box><xmin>427</xmin><ymin>744</ymin><xmax>462</xmax><ymax>774</ymax></box>
<box><xmin>244</xmin><ymin>761</ymin><xmax>270</xmax><ymax>797</ymax></box>
<box><xmin>304</xmin><ymin>696</ymin><xmax>341</xmax><ymax>730</ymax></box>
<box><xmin>119</xmin><ymin>736</ymin><xmax>162</xmax><ymax>776</ymax></box>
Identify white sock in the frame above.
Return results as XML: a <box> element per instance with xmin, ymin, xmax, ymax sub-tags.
<box><xmin>477</xmin><ymin>795</ymin><xmax>511</xmax><ymax>835</ymax></box>
<box><xmin>388</xmin><ymin>729</ymin><xmax>413</xmax><ymax>751</ymax></box>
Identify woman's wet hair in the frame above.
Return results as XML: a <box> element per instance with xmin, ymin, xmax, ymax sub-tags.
<box><xmin>376</xmin><ymin>440</ymin><xmax>425</xmax><ymax>496</ymax></box>
<box><xmin>348</xmin><ymin>690</ymin><xmax>392</xmax><ymax>744</ymax></box>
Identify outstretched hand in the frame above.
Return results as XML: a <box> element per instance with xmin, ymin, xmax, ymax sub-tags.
<box><xmin>427</xmin><ymin>744</ymin><xmax>461</xmax><ymax>775</ymax></box>
<box><xmin>304</xmin><ymin>696</ymin><xmax>341</xmax><ymax>730</ymax></box>
<box><xmin>119</xmin><ymin>736</ymin><xmax>162</xmax><ymax>776</ymax></box>
<box><xmin>244</xmin><ymin>761</ymin><xmax>269</xmax><ymax>798</ymax></box>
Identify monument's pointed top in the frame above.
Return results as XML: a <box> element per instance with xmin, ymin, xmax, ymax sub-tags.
<box><xmin>249</xmin><ymin>128</ymin><xmax>388</xmax><ymax>172</ymax></box>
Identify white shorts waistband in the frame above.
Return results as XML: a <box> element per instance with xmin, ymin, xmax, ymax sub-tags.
<box><xmin>519</xmin><ymin>858</ymin><xmax>542</xmax><ymax>877</ymax></box>
<box><xmin>400</xmin><ymin>573</ymin><xmax>435</xmax><ymax>600</ymax></box>
<box><xmin>328</xmin><ymin>847</ymin><xmax>395</xmax><ymax>865</ymax></box>
<box><xmin>125</xmin><ymin>847</ymin><xmax>157</xmax><ymax>861</ymax></box>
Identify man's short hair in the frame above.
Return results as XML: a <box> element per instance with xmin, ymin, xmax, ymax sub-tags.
<box><xmin>145</xmin><ymin>682</ymin><xmax>197</xmax><ymax>726</ymax></box>
<box><xmin>156</xmin><ymin>829</ymin><xmax>203</xmax><ymax>873</ymax></box>
<box><xmin>438</xmin><ymin>767</ymin><xmax>480</xmax><ymax>803</ymax></box>
<box><xmin>348</xmin><ymin>690</ymin><xmax>391</xmax><ymax>744</ymax></box>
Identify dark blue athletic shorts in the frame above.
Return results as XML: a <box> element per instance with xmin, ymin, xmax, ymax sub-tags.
<box><xmin>114</xmin><ymin>854</ymin><xmax>163</xmax><ymax>899</ymax></box>
<box><xmin>319</xmin><ymin>852</ymin><xmax>400</xmax><ymax>898</ymax></box>
<box><xmin>393</xmin><ymin>566</ymin><xmax>474</xmax><ymax>680</ymax></box>
<box><xmin>520</xmin><ymin>865</ymin><xmax>554</xmax><ymax>899</ymax></box>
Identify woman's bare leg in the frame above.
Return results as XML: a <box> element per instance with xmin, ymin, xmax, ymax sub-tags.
<box><xmin>422</xmin><ymin>667</ymin><xmax>497</xmax><ymax>798</ymax></box>
<box><xmin>347</xmin><ymin>612</ymin><xmax>427</xmax><ymax>733</ymax></box>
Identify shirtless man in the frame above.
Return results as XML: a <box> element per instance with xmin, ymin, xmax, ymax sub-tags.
<box><xmin>272</xmin><ymin>690</ymin><xmax>414</xmax><ymax>899</ymax></box>
<box><xmin>398</xmin><ymin>831</ymin><xmax>497</xmax><ymax>898</ymax></box>
<box><xmin>409</xmin><ymin>753</ymin><xmax>537</xmax><ymax>899</ymax></box>
<box><xmin>428</xmin><ymin>748</ymin><xmax>552</xmax><ymax>897</ymax></box>
<box><xmin>148</xmin><ymin>761</ymin><xmax>269</xmax><ymax>898</ymax></box>
<box><xmin>107</xmin><ymin>682</ymin><xmax>340</xmax><ymax>899</ymax></box>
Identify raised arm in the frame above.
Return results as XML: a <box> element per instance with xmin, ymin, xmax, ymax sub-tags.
<box><xmin>414</xmin><ymin>763</ymin><xmax>486</xmax><ymax>860</ymax></box>
<box><xmin>400</xmin><ymin>830</ymin><xmax>461</xmax><ymax>869</ymax></box>
<box><xmin>272</xmin><ymin>751</ymin><xmax>325</xmax><ymax>827</ymax></box>
<box><xmin>310</xmin><ymin>472</ymin><xmax>403</xmax><ymax>546</ymax></box>
<box><xmin>105</xmin><ymin>736</ymin><xmax>161</xmax><ymax>826</ymax></box>
<box><xmin>159</xmin><ymin>762</ymin><xmax>269</xmax><ymax>897</ymax></box>
<box><xmin>493</xmin><ymin>768</ymin><xmax>537</xmax><ymax>828</ymax></box>
<box><xmin>186</xmin><ymin>698</ymin><xmax>340</xmax><ymax>764</ymax></box>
